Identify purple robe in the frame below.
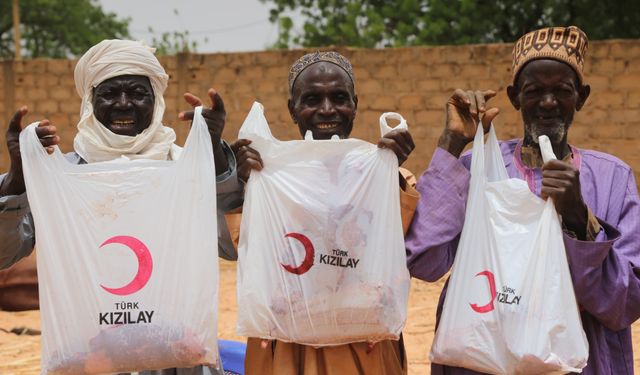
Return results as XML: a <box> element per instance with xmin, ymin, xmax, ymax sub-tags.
<box><xmin>405</xmin><ymin>139</ymin><xmax>640</xmax><ymax>375</ymax></box>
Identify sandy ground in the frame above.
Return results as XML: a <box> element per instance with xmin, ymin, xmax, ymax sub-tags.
<box><xmin>1</xmin><ymin>260</ymin><xmax>639</xmax><ymax>374</ymax></box>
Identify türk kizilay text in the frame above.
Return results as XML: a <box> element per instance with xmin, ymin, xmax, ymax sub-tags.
<box><xmin>99</xmin><ymin>301</ymin><xmax>155</xmax><ymax>325</ymax></box>
<box><xmin>319</xmin><ymin>248</ymin><xmax>360</xmax><ymax>269</ymax></box>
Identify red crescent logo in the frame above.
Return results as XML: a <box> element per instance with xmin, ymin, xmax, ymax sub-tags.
<box><xmin>99</xmin><ymin>235</ymin><xmax>153</xmax><ymax>296</ymax></box>
<box><xmin>281</xmin><ymin>232</ymin><xmax>315</xmax><ymax>275</ymax></box>
<box><xmin>470</xmin><ymin>270</ymin><xmax>497</xmax><ymax>313</ymax></box>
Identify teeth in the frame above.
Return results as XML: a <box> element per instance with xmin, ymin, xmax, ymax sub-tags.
<box><xmin>317</xmin><ymin>123</ymin><xmax>336</xmax><ymax>129</ymax></box>
<box><xmin>112</xmin><ymin>120</ymin><xmax>134</xmax><ymax>125</ymax></box>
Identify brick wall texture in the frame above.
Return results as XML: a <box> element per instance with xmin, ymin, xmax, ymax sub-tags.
<box><xmin>1</xmin><ymin>40</ymin><xmax>639</xmax><ymax>187</ymax></box>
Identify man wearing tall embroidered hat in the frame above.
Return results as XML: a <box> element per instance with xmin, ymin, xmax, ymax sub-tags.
<box><xmin>405</xmin><ymin>26</ymin><xmax>640</xmax><ymax>374</ymax></box>
<box><xmin>0</xmin><ymin>39</ymin><xmax>241</xmax><ymax>373</ymax></box>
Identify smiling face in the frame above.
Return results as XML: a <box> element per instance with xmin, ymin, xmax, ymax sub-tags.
<box><xmin>288</xmin><ymin>62</ymin><xmax>358</xmax><ymax>140</ymax></box>
<box><xmin>92</xmin><ymin>75</ymin><xmax>155</xmax><ymax>137</ymax></box>
<box><xmin>507</xmin><ymin>59</ymin><xmax>590</xmax><ymax>145</ymax></box>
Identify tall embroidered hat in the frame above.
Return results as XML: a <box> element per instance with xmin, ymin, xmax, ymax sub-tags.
<box><xmin>512</xmin><ymin>26</ymin><xmax>588</xmax><ymax>84</ymax></box>
<box><xmin>288</xmin><ymin>51</ymin><xmax>354</xmax><ymax>92</ymax></box>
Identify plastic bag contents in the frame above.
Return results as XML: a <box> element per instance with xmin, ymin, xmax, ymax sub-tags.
<box><xmin>236</xmin><ymin>102</ymin><xmax>410</xmax><ymax>346</ymax></box>
<box><xmin>429</xmin><ymin>124</ymin><xmax>588</xmax><ymax>374</ymax></box>
<box><xmin>47</xmin><ymin>324</ymin><xmax>206</xmax><ymax>374</ymax></box>
<box><xmin>20</xmin><ymin>107</ymin><xmax>219</xmax><ymax>374</ymax></box>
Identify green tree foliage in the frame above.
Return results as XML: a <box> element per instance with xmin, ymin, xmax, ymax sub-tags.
<box><xmin>0</xmin><ymin>0</ymin><xmax>130</xmax><ymax>58</ymax></box>
<box><xmin>262</xmin><ymin>0</ymin><xmax>640</xmax><ymax>48</ymax></box>
<box><xmin>148</xmin><ymin>10</ymin><xmax>200</xmax><ymax>55</ymax></box>
<box><xmin>150</xmin><ymin>29</ymin><xmax>200</xmax><ymax>55</ymax></box>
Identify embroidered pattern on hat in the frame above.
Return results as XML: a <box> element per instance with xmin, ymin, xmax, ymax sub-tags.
<box><xmin>288</xmin><ymin>51</ymin><xmax>354</xmax><ymax>92</ymax></box>
<box><xmin>512</xmin><ymin>26</ymin><xmax>588</xmax><ymax>83</ymax></box>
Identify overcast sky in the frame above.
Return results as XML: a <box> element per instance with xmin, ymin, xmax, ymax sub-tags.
<box><xmin>96</xmin><ymin>0</ymin><xmax>296</xmax><ymax>53</ymax></box>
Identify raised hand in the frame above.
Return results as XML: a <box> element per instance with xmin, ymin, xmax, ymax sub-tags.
<box><xmin>0</xmin><ymin>107</ymin><xmax>59</xmax><ymax>196</ymax></box>
<box><xmin>230</xmin><ymin>139</ymin><xmax>263</xmax><ymax>184</ymax></box>
<box><xmin>438</xmin><ymin>89</ymin><xmax>500</xmax><ymax>158</ymax></box>
<box><xmin>178</xmin><ymin>88</ymin><xmax>229</xmax><ymax>175</ymax></box>
<box><xmin>377</xmin><ymin>128</ymin><xmax>415</xmax><ymax>166</ymax></box>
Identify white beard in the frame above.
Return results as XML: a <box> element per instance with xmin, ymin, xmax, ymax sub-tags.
<box><xmin>526</xmin><ymin>123</ymin><xmax>566</xmax><ymax>145</ymax></box>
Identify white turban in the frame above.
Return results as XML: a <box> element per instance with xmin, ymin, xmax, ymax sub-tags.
<box><xmin>73</xmin><ymin>39</ymin><xmax>180</xmax><ymax>163</ymax></box>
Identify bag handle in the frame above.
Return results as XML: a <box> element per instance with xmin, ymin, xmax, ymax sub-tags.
<box><xmin>178</xmin><ymin>106</ymin><xmax>214</xmax><ymax>167</ymax></box>
<box><xmin>238</xmin><ymin>102</ymin><xmax>276</xmax><ymax>142</ymax></box>
<box><xmin>470</xmin><ymin>121</ymin><xmax>508</xmax><ymax>184</ymax></box>
<box><xmin>18</xmin><ymin>122</ymin><xmax>68</xmax><ymax>170</ymax></box>
<box><xmin>538</xmin><ymin>134</ymin><xmax>561</xmax><ymax>217</ymax></box>
<box><xmin>379</xmin><ymin>112</ymin><xmax>408</xmax><ymax>136</ymax></box>
<box><xmin>538</xmin><ymin>135</ymin><xmax>558</xmax><ymax>163</ymax></box>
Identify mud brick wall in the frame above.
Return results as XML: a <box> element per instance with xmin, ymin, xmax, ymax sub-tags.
<box><xmin>1</xmin><ymin>40</ymin><xmax>639</xmax><ymax>186</ymax></box>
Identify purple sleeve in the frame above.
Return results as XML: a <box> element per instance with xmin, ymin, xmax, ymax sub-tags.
<box><xmin>405</xmin><ymin>147</ymin><xmax>470</xmax><ymax>282</ymax></box>
<box><xmin>564</xmin><ymin>170</ymin><xmax>640</xmax><ymax>331</ymax></box>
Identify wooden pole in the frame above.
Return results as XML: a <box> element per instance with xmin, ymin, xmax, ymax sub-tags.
<box><xmin>12</xmin><ymin>0</ymin><xmax>22</xmax><ymax>60</ymax></box>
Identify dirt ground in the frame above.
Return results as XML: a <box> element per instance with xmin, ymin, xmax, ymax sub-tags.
<box><xmin>1</xmin><ymin>260</ymin><xmax>639</xmax><ymax>374</ymax></box>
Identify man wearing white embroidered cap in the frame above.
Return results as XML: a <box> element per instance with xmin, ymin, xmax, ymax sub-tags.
<box><xmin>234</xmin><ymin>50</ymin><xmax>419</xmax><ymax>375</ymax></box>
<box><xmin>0</xmin><ymin>39</ymin><xmax>240</xmax><ymax>373</ymax></box>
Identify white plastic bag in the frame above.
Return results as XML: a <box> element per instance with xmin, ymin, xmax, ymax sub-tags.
<box><xmin>429</xmin><ymin>124</ymin><xmax>589</xmax><ymax>374</ymax></box>
<box><xmin>20</xmin><ymin>107</ymin><xmax>219</xmax><ymax>374</ymax></box>
<box><xmin>236</xmin><ymin>102</ymin><xmax>410</xmax><ymax>346</ymax></box>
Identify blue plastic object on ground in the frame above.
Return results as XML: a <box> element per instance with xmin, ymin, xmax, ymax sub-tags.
<box><xmin>218</xmin><ymin>339</ymin><xmax>246</xmax><ymax>375</ymax></box>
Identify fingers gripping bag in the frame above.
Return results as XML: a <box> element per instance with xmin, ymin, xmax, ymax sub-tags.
<box><xmin>429</xmin><ymin>123</ymin><xmax>589</xmax><ymax>374</ymax></box>
<box><xmin>236</xmin><ymin>102</ymin><xmax>410</xmax><ymax>346</ymax></box>
<box><xmin>19</xmin><ymin>107</ymin><xmax>219</xmax><ymax>374</ymax></box>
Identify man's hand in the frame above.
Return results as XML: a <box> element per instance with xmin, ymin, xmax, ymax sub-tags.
<box><xmin>179</xmin><ymin>88</ymin><xmax>229</xmax><ymax>175</ymax></box>
<box><xmin>438</xmin><ymin>89</ymin><xmax>500</xmax><ymax>158</ymax></box>
<box><xmin>541</xmin><ymin>159</ymin><xmax>588</xmax><ymax>239</ymax></box>
<box><xmin>377</xmin><ymin>128</ymin><xmax>415</xmax><ymax>166</ymax></box>
<box><xmin>230</xmin><ymin>139</ymin><xmax>263</xmax><ymax>184</ymax></box>
<box><xmin>0</xmin><ymin>107</ymin><xmax>59</xmax><ymax>196</ymax></box>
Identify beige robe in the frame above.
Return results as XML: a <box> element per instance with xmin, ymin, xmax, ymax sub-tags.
<box><xmin>232</xmin><ymin>168</ymin><xmax>419</xmax><ymax>375</ymax></box>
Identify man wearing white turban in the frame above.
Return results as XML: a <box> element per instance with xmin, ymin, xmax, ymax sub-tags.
<box><xmin>73</xmin><ymin>38</ymin><xmax>181</xmax><ymax>162</ymax></box>
<box><xmin>0</xmin><ymin>40</ymin><xmax>240</xmax><ymax>374</ymax></box>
